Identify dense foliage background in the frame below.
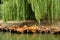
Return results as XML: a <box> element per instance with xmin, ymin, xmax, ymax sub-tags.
<box><xmin>0</xmin><ymin>0</ymin><xmax>60</xmax><ymax>24</ymax></box>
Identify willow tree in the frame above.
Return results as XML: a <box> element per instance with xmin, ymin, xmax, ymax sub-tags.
<box><xmin>47</xmin><ymin>0</ymin><xmax>59</xmax><ymax>24</ymax></box>
<box><xmin>2</xmin><ymin>0</ymin><xmax>29</xmax><ymax>21</ymax></box>
<box><xmin>16</xmin><ymin>0</ymin><xmax>25</xmax><ymax>21</ymax></box>
<box><xmin>53</xmin><ymin>0</ymin><xmax>59</xmax><ymax>22</ymax></box>
<box><xmin>0</xmin><ymin>4</ymin><xmax>2</xmax><ymax>19</ymax></box>
<box><xmin>51</xmin><ymin>0</ymin><xmax>59</xmax><ymax>23</ymax></box>
<box><xmin>30</xmin><ymin>0</ymin><xmax>47</xmax><ymax>24</ymax></box>
<box><xmin>58</xmin><ymin>0</ymin><xmax>60</xmax><ymax>19</ymax></box>
<box><xmin>1</xmin><ymin>0</ymin><xmax>60</xmax><ymax>24</ymax></box>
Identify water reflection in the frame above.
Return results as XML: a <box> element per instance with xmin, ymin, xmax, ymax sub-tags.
<box><xmin>0</xmin><ymin>32</ymin><xmax>60</xmax><ymax>40</ymax></box>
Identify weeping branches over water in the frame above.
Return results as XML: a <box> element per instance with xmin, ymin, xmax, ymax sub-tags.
<box><xmin>16</xmin><ymin>0</ymin><xmax>26</xmax><ymax>21</ymax></box>
<box><xmin>2</xmin><ymin>0</ymin><xmax>29</xmax><ymax>21</ymax></box>
<box><xmin>30</xmin><ymin>0</ymin><xmax>60</xmax><ymax>24</ymax></box>
<box><xmin>47</xmin><ymin>0</ymin><xmax>59</xmax><ymax>24</ymax></box>
<box><xmin>0</xmin><ymin>5</ymin><xmax>2</xmax><ymax>19</ymax></box>
<box><xmin>1</xmin><ymin>0</ymin><xmax>60</xmax><ymax>24</ymax></box>
<box><xmin>30</xmin><ymin>0</ymin><xmax>47</xmax><ymax>24</ymax></box>
<box><xmin>53</xmin><ymin>0</ymin><xmax>59</xmax><ymax>21</ymax></box>
<box><xmin>2</xmin><ymin>0</ymin><xmax>16</xmax><ymax>21</ymax></box>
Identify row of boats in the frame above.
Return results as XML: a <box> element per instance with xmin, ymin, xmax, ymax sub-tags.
<box><xmin>0</xmin><ymin>25</ymin><xmax>60</xmax><ymax>34</ymax></box>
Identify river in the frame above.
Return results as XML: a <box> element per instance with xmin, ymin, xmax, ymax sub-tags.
<box><xmin>0</xmin><ymin>32</ymin><xmax>60</xmax><ymax>40</ymax></box>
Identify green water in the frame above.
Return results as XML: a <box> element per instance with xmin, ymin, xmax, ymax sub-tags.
<box><xmin>0</xmin><ymin>32</ymin><xmax>60</xmax><ymax>40</ymax></box>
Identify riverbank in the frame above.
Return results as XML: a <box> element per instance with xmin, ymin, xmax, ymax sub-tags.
<box><xmin>0</xmin><ymin>20</ymin><xmax>60</xmax><ymax>34</ymax></box>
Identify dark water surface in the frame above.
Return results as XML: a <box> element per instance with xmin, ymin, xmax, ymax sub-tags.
<box><xmin>0</xmin><ymin>32</ymin><xmax>60</xmax><ymax>40</ymax></box>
